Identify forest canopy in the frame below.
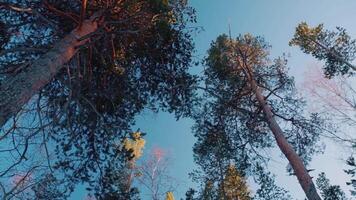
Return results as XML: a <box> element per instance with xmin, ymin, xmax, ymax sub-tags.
<box><xmin>0</xmin><ymin>1</ymin><xmax>355</xmax><ymax>200</ymax></box>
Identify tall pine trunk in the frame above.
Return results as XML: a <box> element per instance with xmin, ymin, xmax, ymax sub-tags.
<box><xmin>0</xmin><ymin>15</ymin><xmax>100</xmax><ymax>128</ymax></box>
<box><xmin>248</xmin><ymin>73</ymin><xmax>322</xmax><ymax>200</ymax></box>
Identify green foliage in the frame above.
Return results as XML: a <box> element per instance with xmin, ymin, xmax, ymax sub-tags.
<box><xmin>0</xmin><ymin>0</ymin><xmax>197</xmax><ymax>198</ymax></box>
<box><xmin>345</xmin><ymin>156</ymin><xmax>356</xmax><ymax>196</ymax></box>
<box><xmin>253</xmin><ymin>165</ymin><xmax>292</xmax><ymax>200</ymax></box>
<box><xmin>219</xmin><ymin>164</ymin><xmax>251</xmax><ymax>200</ymax></box>
<box><xmin>290</xmin><ymin>22</ymin><xmax>356</xmax><ymax>77</ymax></box>
<box><xmin>316</xmin><ymin>172</ymin><xmax>347</xmax><ymax>200</ymax></box>
<box><xmin>201</xmin><ymin>180</ymin><xmax>216</xmax><ymax>200</ymax></box>
<box><xmin>94</xmin><ymin>153</ymin><xmax>141</xmax><ymax>200</ymax></box>
<box><xmin>196</xmin><ymin>33</ymin><xmax>325</xmax><ymax>170</ymax></box>
<box><xmin>192</xmin><ymin>33</ymin><xmax>327</xmax><ymax>200</ymax></box>
<box><xmin>291</xmin><ymin>23</ymin><xmax>356</xmax><ymax>199</ymax></box>
<box><xmin>290</xmin><ymin>22</ymin><xmax>324</xmax><ymax>51</ymax></box>
<box><xmin>184</xmin><ymin>188</ymin><xmax>197</xmax><ymax>200</ymax></box>
<box><xmin>31</xmin><ymin>174</ymin><xmax>72</xmax><ymax>200</ymax></box>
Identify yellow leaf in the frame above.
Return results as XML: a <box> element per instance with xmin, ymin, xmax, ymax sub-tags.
<box><xmin>165</xmin><ymin>192</ymin><xmax>175</xmax><ymax>200</ymax></box>
<box><xmin>123</xmin><ymin>132</ymin><xmax>145</xmax><ymax>160</ymax></box>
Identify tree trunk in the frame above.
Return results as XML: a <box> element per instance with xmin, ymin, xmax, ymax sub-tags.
<box><xmin>0</xmin><ymin>15</ymin><xmax>100</xmax><ymax>128</ymax></box>
<box><xmin>249</xmin><ymin>77</ymin><xmax>322</xmax><ymax>200</ymax></box>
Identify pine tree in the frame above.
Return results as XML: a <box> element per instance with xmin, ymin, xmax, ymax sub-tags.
<box><xmin>193</xmin><ymin>34</ymin><xmax>327</xmax><ymax>200</ymax></box>
<box><xmin>316</xmin><ymin>172</ymin><xmax>347</xmax><ymax>200</ymax></box>
<box><xmin>219</xmin><ymin>164</ymin><xmax>251</xmax><ymax>200</ymax></box>
<box><xmin>290</xmin><ymin>22</ymin><xmax>356</xmax><ymax>77</ymax></box>
<box><xmin>0</xmin><ymin>1</ymin><xmax>196</xmax><ymax>198</ymax></box>
<box><xmin>345</xmin><ymin>156</ymin><xmax>356</xmax><ymax>196</ymax></box>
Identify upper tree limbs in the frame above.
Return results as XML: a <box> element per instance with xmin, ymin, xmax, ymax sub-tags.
<box><xmin>0</xmin><ymin>0</ymin><xmax>197</xmax><ymax>198</ymax></box>
<box><xmin>290</xmin><ymin>22</ymin><xmax>356</xmax><ymax>77</ymax></box>
<box><xmin>0</xmin><ymin>2</ymin><xmax>32</xmax><ymax>13</ymax></box>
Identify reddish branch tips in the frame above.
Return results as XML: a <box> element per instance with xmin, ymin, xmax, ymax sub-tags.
<box><xmin>302</xmin><ymin>65</ymin><xmax>352</xmax><ymax>111</ymax></box>
<box><xmin>79</xmin><ymin>0</ymin><xmax>88</xmax><ymax>29</ymax></box>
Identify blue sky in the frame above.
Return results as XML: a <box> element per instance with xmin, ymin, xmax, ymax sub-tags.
<box><xmin>71</xmin><ymin>1</ymin><xmax>356</xmax><ymax>199</ymax></box>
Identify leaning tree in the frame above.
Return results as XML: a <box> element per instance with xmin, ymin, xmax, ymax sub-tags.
<box><xmin>0</xmin><ymin>0</ymin><xmax>197</xmax><ymax>198</ymax></box>
<box><xmin>193</xmin><ymin>34</ymin><xmax>327</xmax><ymax>200</ymax></box>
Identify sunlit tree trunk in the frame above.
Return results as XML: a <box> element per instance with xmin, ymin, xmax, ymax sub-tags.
<box><xmin>0</xmin><ymin>15</ymin><xmax>100</xmax><ymax>128</ymax></box>
<box><xmin>247</xmin><ymin>70</ymin><xmax>322</xmax><ymax>200</ymax></box>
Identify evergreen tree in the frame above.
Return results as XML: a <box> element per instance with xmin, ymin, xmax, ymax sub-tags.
<box><xmin>253</xmin><ymin>165</ymin><xmax>292</xmax><ymax>200</ymax></box>
<box><xmin>290</xmin><ymin>22</ymin><xmax>356</xmax><ymax>77</ymax></box>
<box><xmin>219</xmin><ymin>164</ymin><xmax>251</xmax><ymax>200</ymax></box>
<box><xmin>0</xmin><ymin>1</ymin><xmax>197</xmax><ymax>198</ymax></box>
<box><xmin>193</xmin><ymin>34</ymin><xmax>327</xmax><ymax>200</ymax></box>
<box><xmin>345</xmin><ymin>156</ymin><xmax>356</xmax><ymax>196</ymax></box>
<box><xmin>316</xmin><ymin>172</ymin><xmax>347</xmax><ymax>200</ymax></box>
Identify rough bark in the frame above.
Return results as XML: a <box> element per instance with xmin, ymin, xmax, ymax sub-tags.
<box><xmin>249</xmin><ymin>76</ymin><xmax>322</xmax><ymax>200</ymax></box>
<box><xmin>0</xmin><ymin>15</ymin><xmax>100</xmax><ymax>128</ymax></box>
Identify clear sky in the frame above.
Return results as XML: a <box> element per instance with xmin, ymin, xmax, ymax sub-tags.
<box><xmin>71</xmin><ymin>1</ymin><xmax>356</xmax><ymax>199</ymax></box>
